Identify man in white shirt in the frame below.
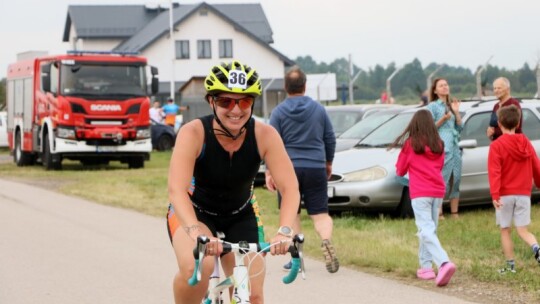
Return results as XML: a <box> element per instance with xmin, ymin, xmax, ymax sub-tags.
<box><xmin>149</xmin><ymin>101</ymin><xmax>164</xmax><ymax>123</ymax></box>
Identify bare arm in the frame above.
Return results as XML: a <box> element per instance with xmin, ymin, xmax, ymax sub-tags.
<box><xmin>168</xmin><ymin>120</ymin><xmax>204</xmax><ymax>240</ymax></box>
<box><xmin>256</xmin><ymin>122</ymin><xmax>300</xmax><ymax>253</ymax></box>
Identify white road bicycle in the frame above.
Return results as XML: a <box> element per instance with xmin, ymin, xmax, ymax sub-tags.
<box><xmin>188</xmin><ymin>233</ymin><xmax>305</xmax><ymax>304</ymax></box>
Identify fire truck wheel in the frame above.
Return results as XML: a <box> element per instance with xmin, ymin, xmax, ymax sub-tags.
<box><xmin>14</xmin><ymin>130</ymin><xmax>33</xmax><ymax>166</ymax></box>
<box><xmin>128</xmin><ymin>156</ymin><xmax>144</xmax><ymax>169</ymax></box>
<box><xmin>43</xmin><ymin>133</ymin><xmax>62</xmax><ymax>171</ymax></box>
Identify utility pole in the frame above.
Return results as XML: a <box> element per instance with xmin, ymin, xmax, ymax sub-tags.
<box><xmin>476</xmin><ymin>55</ymin><xmax>493</xmax><ymax>98</ymax></box>
<box><xmin>348</xmin><ymin>54</ymin><xmax>361</xmax><ymax>104</ymax></box>
<box><xmin>169</xmin><ymin>0</ymin><xmax>175</xmax><ymax>101</ymax></box>
<box><xmin>386</xmin><ymin>67</ymin><xmax>402</xmax><ymax>104</ymax></box>
<box><xmin>348</xmin><ymin>54</ymin><xmax>353</xmax><ymax>104</ymax></box>
<box><xmin>262</xmin><ymin>78</ymin><xmax>275</xmax><ymax>122</ymax></box>
<box><xmin>427</xmin><ymin>65</ymin><xmax>444</xmax><ymax>93</ymax></box>
<box><xmin>536</xmin><ymin>62</ymin><xmax>540</xmax><ymax>98</ymax></box>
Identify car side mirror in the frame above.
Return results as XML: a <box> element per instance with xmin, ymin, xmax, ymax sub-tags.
<box><xmin>150</xmin><ymin>66</ymin><xmax>159</xmax><ymax>95</ymax></box>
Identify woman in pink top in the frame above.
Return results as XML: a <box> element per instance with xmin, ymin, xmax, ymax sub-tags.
<box><xmin>389</xmin><ymin>109</ymin><xmax>456</xmax><ymax>287</ymax></box>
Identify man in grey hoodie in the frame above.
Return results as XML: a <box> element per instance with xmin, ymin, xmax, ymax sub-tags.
<box><xmin>265</xmin><ymin>66</ymin><xmax>339</xmax><ymax>273</ymax></box>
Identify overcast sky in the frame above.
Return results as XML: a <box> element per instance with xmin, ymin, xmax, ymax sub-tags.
<box><xmin>1</xmin><ymin>0</ymin><xmax>540</xmax><ymax>78</ymax></box>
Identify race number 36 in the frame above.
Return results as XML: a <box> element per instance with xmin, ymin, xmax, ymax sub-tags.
<box><xmin>228</xmin><ymin>70</ymin><xmax>247</xmax><ymax>89</ymax></box>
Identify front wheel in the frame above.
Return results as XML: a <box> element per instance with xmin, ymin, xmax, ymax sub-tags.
<box><xmin>396</xmin><ymin>187</ymin><xmax>413</xmax><ymax>218</ymax></box>
<box><xmin>43</xmin><ymin>133</ymin><xmax>62</xmax><ymax>170</ymax></box>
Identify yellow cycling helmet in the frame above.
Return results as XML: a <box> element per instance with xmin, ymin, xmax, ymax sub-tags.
<box><xmin>205</xmin><ymin>60</ymin><xmax>261</xmax><ymax>97</ymax></box>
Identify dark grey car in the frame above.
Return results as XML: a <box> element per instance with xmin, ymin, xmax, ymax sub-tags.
<box><xmin>150</xmin><ymin>119</ymin><xmax>176</xmax><ymax>151</ymax></box>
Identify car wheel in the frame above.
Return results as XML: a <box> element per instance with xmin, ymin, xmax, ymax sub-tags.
<box><xmin>156</xmin><ymin>135</ymin><xmax>174</xmax><ymax>151</ymax></box>
<box><xmin>396</xmin><ymin>187</ymin><xmax>414</xmax><ymax>218</ymax></box>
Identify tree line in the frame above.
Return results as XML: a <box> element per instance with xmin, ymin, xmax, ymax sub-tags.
<box><xmin>1</xmin><ymin>57</ymin><xmax>538</xmax><ymax>108</ymax></box>
<box><xmin>294</xmin><ymin>56</ymin><xmax>539</xmax><ymax>101</ymax></box>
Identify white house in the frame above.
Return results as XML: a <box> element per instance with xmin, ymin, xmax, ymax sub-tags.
<box><xmin>63</xmin><ymin>2</ymin><xmax>293</xmax><ymax>108</ymax></box>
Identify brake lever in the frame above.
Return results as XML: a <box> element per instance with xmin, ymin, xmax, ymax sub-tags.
<box><xmin>196</xmin><ymin>235</ymin><xmax>210</xmax><ymax>281</ymax></box>
<box><xmin>293</xmin><ymin>234</ymin><xmax>306</xmax><ymax>279</ymax></box>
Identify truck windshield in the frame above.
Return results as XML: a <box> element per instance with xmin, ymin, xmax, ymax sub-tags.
<box><xmin>61</xmin><ymin>63</ymin><xmax>147</xmax><ymax>99</ymax></box>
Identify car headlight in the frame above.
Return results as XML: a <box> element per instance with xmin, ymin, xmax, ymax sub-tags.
<box><xmin>136</xmin><ymin>127</ymin><xmax>151</xmax><ymax>139</ymax></box>
<box><xmin>343</xmin><ymin>166</ymin><xmax>387</xmax><ymax>182</ymax></box>
<box><xmin>56</xmin><ymin>126</ymin><xmax>76</xmax><ymax>139</ymax></box>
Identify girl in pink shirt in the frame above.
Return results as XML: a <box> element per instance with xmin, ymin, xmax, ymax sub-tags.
<box><xmin>390</xmin><ymin>109</ymin><xmax>456</xmax><ymax>287</ymax></box>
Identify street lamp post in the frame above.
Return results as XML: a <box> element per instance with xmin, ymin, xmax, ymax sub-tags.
<box><xmin>386</xmin><ymin>67</ymin><xmax>402</xmax><ymax>104</ymax></box>
<box><xmin>427</xmin><ymin>65</ymin><xmax>444</xmax><ymax>93</ymax></box>
<box><xmin>169</xmin><ymin>0</ymin><xmax>175</xmax><ymax>101</ymax></box>
<box><xmin>476</xmin><ymin>55</ymin><xmax>493</xmax><ymax>98</ymax></box>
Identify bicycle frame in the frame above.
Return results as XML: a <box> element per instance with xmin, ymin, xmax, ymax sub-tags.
<box><xmin>188</xmin><ymin>234</ymin><xmax>305</xmax><ymax>304</ymax></box>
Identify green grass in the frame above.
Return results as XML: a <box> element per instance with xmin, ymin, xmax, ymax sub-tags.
<box><xmin>2</xmin><ymin>151</ymin><xmax>540</xmax><ymax>300</ymax></box>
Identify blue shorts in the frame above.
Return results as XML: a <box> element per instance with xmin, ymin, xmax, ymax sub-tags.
<box><xmin>279</xmin><ymin>167</ymin><xmax>328</xmax><ymax>215</ymax></box>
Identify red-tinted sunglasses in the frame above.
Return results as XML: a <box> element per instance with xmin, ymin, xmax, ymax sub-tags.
<box><xmin>213</xmin><ymin>96</ymin><xmax>254</xmax><ymax>111</ymax></box>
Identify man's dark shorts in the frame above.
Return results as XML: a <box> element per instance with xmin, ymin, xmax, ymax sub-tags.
<box><xmin>279</xmin><ymin>167</ymin><xmax>328</xmax><ymax>215</ymax></box>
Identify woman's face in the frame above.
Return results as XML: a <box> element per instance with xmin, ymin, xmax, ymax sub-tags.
<box><xmin>434</xmin><ymin>79</ymin><xmax>450</xmax><ymax>98</ymax></box>
<box><xmin>209</xmin><ymin>92</ymin><xmax>254</xmax><ymax>131</ymax></box>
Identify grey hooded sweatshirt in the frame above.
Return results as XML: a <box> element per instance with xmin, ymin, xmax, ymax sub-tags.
<box><xmin>269</xmin><ymin>95</ymin><xmax>335</xmax><ymax>168</ymax></box>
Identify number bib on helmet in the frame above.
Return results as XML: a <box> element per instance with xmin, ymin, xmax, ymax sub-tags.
<box><xmin>228</xmin><ymin>70</ymin><xmax>247</xmax><ymax>89</ymax></box>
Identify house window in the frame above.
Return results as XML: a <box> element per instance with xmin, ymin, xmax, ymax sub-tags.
<box><xmin>175</xmin><ymin>40</ymin><xmax>189</xmax><ymax>59</ymax></box>
<box><xmin>197</xmin><ymin>40</ymin><xmax>211</xmax><ymax>59</ymax></box>
<box><xmin>219</xmin><ymin>39</ymin><xmax>233</xmax><ymax>58</ymax></box>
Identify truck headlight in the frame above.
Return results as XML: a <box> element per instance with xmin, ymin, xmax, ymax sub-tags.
<box><xmin>56</xmin><ymin>126</ymin><xmax>76</xmax><ymax>139</ymax></box>
<box><xmin>136</xmin><ymin>127</ymin><xmax>151</xmax><ymax>139</ymax></box>
<box><xmin>343</xmin><ymin>166</ymin><xmax>387</xmax><ymax>182</ymax></box>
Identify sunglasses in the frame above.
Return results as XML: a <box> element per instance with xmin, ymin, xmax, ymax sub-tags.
<box><xmin>213</xmin><ymin>96</ymin><xmax>254</xmax><ymax>111</ymax></box>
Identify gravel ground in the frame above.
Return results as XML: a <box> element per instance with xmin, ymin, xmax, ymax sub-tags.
<box><xmin>0</xmin><ymin>153</ymin><xmax>538</xmax><ymax>304</ymax></box>
<box><xmin>387</xmin><ymin>271</ymin><xmax>539</xmax><ymax>304</ymax></box>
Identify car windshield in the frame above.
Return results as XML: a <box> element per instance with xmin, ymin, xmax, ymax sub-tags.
<box><xmin>356</xmin><ymin>112</ymin><xmax>414</xmax><ymax>147</ymax></box>
<box><xmin>327</xmin><ymin>111</ymin><xmax>363</xmax><ymax>135</ymax></box>
<box><xmin>339</xmin><ymin>112</ymin><xmax>397</xmax><ymax>140</ymax></box>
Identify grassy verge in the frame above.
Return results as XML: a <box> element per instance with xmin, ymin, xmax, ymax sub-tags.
<box><xmin>1</xmin><ymin>151</ymin><xmax>540</xmax><ymax>301</ymax></box>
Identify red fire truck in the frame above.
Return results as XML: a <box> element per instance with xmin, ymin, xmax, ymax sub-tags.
<box><xmin>6</xmin><ymin>50</ymin><xmax>159</xmax><ymax>170</ymax></box>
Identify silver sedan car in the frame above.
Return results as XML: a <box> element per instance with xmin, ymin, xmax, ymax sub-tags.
<box><xmin>328</xmin><ymin>100</ymin><xmax>540</xmax><ymax>217</ymax></box>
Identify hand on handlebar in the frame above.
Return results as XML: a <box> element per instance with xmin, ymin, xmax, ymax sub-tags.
<box><xmin>193</xmin><ymin>235</ymin><xmax>223</xmax><ymax>258</ymax></box>
<box><xmin>204</xmin><ymin>238</ymin><xmax>223</xmax><ymax>256</ymax></box>
<box><xmin>270</xmin><ymin>234</ymin><xmax>293</xmax><ymax>255</ymax></box>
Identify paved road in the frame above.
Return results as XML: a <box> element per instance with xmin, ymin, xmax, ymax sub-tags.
<box><xmin>0</xmin><ymin>178</ymin><xmax>477</xmax><ymax>304</ymax></box>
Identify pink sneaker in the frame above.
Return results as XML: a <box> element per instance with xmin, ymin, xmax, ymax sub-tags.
<box><xmin>417</xmin><ymin>268</ymin><xmax>436</xmax><ymax>280</ymax></box>
<box><xmin>436</xmin><ymin>262</ymin><xmax>456</xmax><ymax>287</ymax></box>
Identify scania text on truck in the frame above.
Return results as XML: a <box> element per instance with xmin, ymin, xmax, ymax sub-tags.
<box><xmin>6</xmin><ymin>51</ymin><xmax>159</xmax><ymax>170</ymax></box>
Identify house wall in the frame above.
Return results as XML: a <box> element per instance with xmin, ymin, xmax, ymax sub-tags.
<box><xmin>142</xmin><ymin>8</ymin><xmax>285</xmax><ymax>82</ymax></box>
<box><xmin>181</xmin><ymin>79</ymin><xmax>207</xmax><ymax>98</ymax></box>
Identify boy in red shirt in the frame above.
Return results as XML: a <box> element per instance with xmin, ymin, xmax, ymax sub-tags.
<box><xmin>488</xmin><ymin>105</ymin><xmax>540</xmax><ymax>273</ymax></box>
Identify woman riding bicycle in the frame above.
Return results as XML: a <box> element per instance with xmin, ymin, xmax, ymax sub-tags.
<box><xmin>167</xmin><ymin>60</ymin><xmax>300</xmax><ymax>304</ymax></box>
